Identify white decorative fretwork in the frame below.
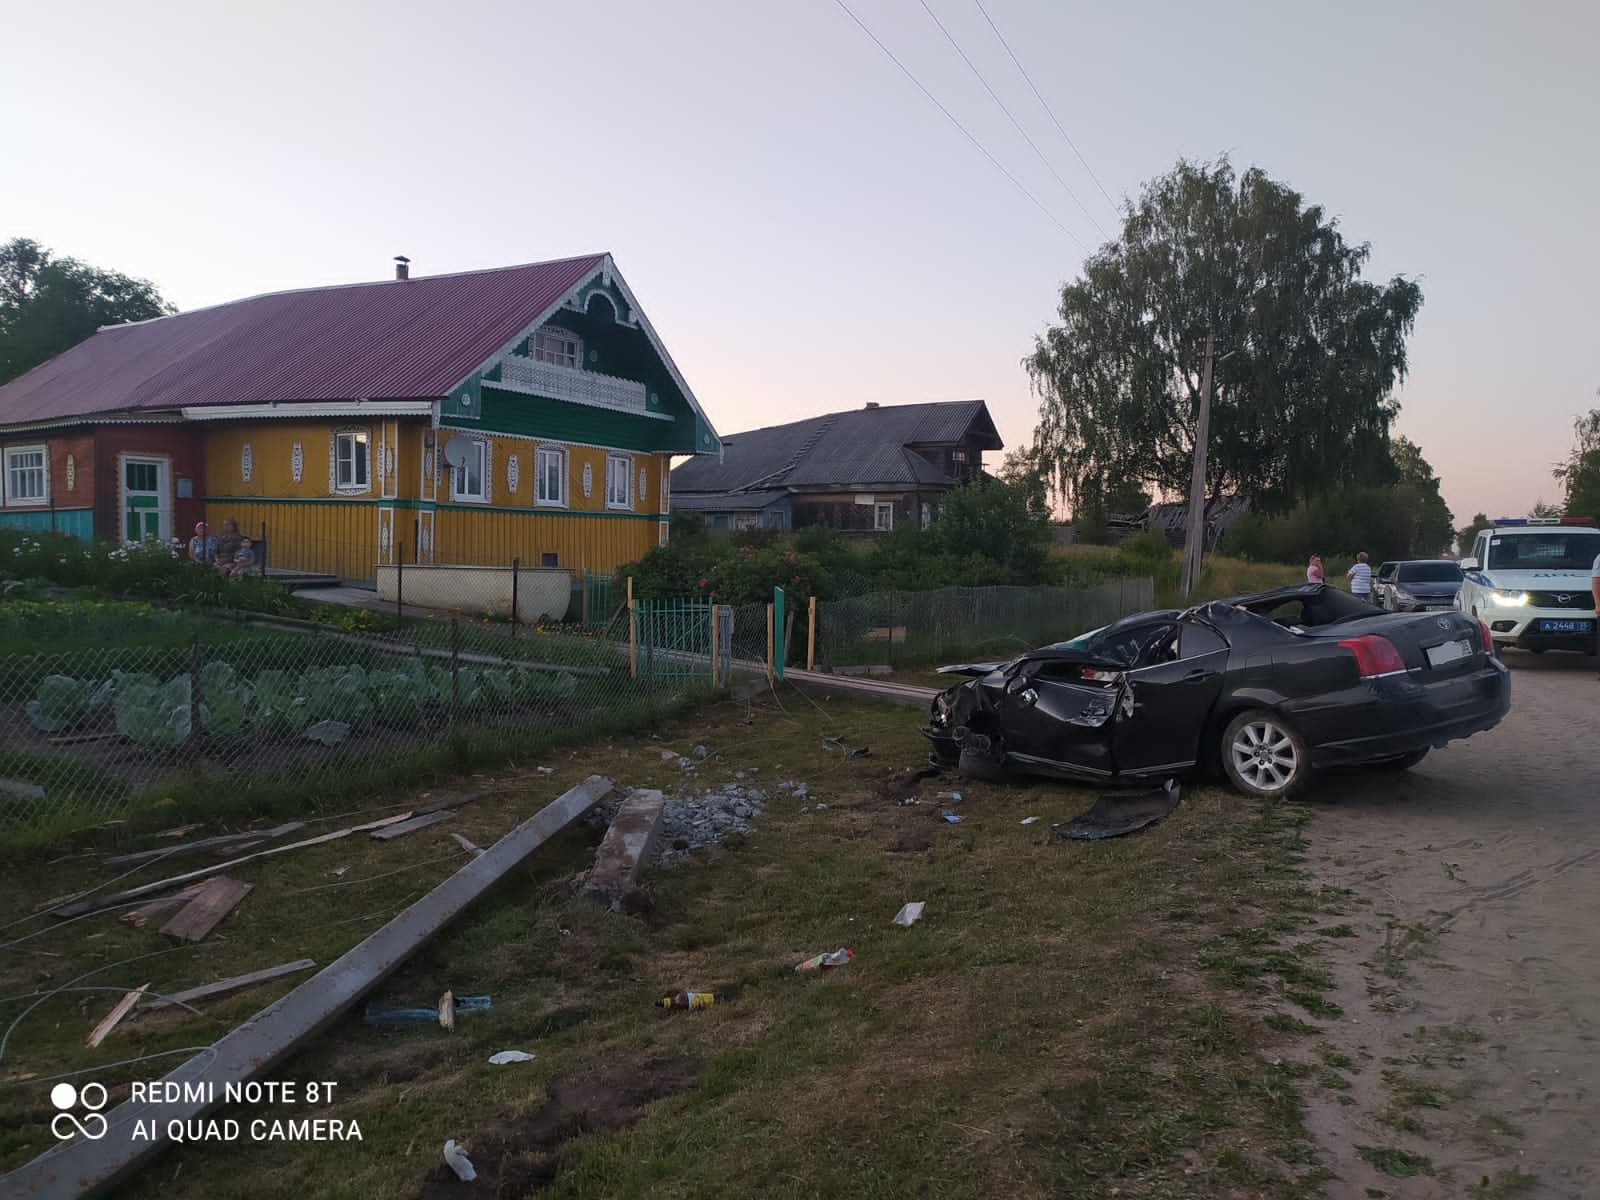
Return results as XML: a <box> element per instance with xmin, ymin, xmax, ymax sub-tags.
<box><xmin>637</xmin><ymin>468</ymin><xmax>646</xmax><ymax>507</ymax></box>
<box><xmin>291</xmin><ymin>442</ymin><xmax>304</xmax><ymax>484</ymax></box>
<box><xmin>66</xmin><ymin>455</ymin><xmax>76</xmax><ymax>492</ymax></box>
<box><xmin>491</xmin><ymin>355</ymin><xmax>648</xmax><ymax>414</ymax></box>
<box><xmin>241</xmin><ymin>443</ymin><xmax>253</xmax><ymax>483</ymax></box>
<box><xmin>507</xmin><ymin>453</ymin><xmax>520</xmax><ymax>494</ymax></box>
<box><xmin>581</xmin><ymin>462</ymin><xmax>593</xmax><ymax>499</ymax></box>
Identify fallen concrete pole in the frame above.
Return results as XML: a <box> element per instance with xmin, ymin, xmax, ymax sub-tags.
<box><xmin>583</xmin><ymin>788</ymin><xmax>664</xmax><ymax>910</ymax></box>
<box><xmin>2</xmin><ymin>774</ymin><xmax>615</xmax><ymax>1200</ymax></box>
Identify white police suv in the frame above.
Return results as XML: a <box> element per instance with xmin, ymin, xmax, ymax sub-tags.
<box><xmin>1456</xmin><ymin>518</ymin><xmax>1600</xmax><ymax>652</ymax></box>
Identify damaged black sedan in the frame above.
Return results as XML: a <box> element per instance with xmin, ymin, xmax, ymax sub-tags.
<box><xmin>924</xmin><ymin>583</ymin><xmax>1510</xmax><ymax>799</ymax></box>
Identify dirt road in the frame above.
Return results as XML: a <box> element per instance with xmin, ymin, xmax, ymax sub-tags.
<box><xmin>1302</xmin><ymin>651</ymin><xmax>1600</xmax><ymax>1198</ymax></box>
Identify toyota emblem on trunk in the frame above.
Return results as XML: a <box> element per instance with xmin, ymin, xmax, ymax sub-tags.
<box><xmin>1435</xmin><ymin>617</ymin><xmax>1450</xmax><ymax>630</ymax></box>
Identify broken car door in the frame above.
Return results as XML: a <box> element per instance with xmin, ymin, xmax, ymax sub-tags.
<box><xmin>1110</xmin><ymin>621</ymin><xmax>1230</xmax><ymax>777</ymax></box>
<box><xmin>998</xmin><ymin>654</ymin><xmax>1127</xmax><ymax>779</ymax></box>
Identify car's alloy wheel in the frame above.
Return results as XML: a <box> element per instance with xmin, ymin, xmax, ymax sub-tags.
<box><xmin>1221</xmin><ymin>709</ymin><xmax>1308</xmax><ymax>799</ymax></box>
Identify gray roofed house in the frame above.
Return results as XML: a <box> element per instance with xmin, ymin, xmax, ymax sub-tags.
<box><xmin>670</xmin><ymin>400</ymin><xmax>1002</xmax><ymax>534</ymax></box>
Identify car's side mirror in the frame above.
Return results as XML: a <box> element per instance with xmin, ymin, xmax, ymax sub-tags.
<box><xmin>1461</xmin><ymin>557</ymin><xmax>1479</xmax><ymax>571</ymax></box>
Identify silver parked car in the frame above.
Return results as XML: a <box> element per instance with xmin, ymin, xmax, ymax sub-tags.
<box><xmin>1384</xmin><ymin>559</ymin><xmax>1465</xmax><ymax>612</ymax></box>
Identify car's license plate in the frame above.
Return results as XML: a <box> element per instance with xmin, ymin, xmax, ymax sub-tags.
<box><xmin>1425</xmin><ymin>638</ymin><xmax>1471</xmax><ymax>668</ymax></box>
<box><xmin>1538</xmin><ymin>619</ymin><xmax>1593</xmax><ymax>634</ymax></box>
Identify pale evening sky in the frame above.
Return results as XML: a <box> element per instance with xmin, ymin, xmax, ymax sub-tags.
<box><xmin>3</xmin><ymin>0</ymin><xmax>1596</xmax><ymax>529</ymax></box>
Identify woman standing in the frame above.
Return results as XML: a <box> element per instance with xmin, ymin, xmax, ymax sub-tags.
<box><xmin>1306</xmin><ymin>554</ymin><xmax>1324</xmax><ymax>583</ymax></box>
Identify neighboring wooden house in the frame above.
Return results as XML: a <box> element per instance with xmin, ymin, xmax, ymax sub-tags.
<box><xmin>670</xmin><ymin>401</ymin><xmax>1002</xmax><ymax>533</ymax></box>
<box><xmin>0</xmin><ymin>255</ymin><xmax>721</xmax><ymax>580</ymax></box>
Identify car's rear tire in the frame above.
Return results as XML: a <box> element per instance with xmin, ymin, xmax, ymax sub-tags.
<box><xmin>1221</xmin><ymin>709</ymin><xmax>1309</xmax><ymax>799</ymax></box>
<box><xmin>1365</xmin><ymin>748</ymin><xmax>1429</xmax><ymax>771</ymax></box>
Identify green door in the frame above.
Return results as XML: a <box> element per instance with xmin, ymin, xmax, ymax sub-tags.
<box><xmin>122</xmin><ymin>458</ymin><xmax>168</xmax><ymax>542</ymax></box>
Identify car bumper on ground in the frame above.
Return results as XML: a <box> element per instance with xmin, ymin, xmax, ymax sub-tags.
<box><xmin>1294</xmin><ymin>660</ymin><xmax>1511</xmax><ymax>766</ymax></box>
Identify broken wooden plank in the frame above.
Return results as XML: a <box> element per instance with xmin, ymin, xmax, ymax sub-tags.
<box><xmin>438</xmin><ymin>990</ymin><xmax>456</xmax><ymax>1032</ymax></box>
<box><xmin>370</xmin><ymin>811</ymin><xmax>454</xmax><ymax>841</ymax></box>
<box><xmin>86</xmin><ymin>984</ymin><xmax>149</xmax><ymax>1048</ymax></box>
<box><xmin>119</xmin><ymin>883</ymin><xmax>207</xmax><ymax>929</ymax></box>
<box><xmin>2</xmin><ymin>776</ymin><xmax>614</xmax><ymax>1199</ymax></box>
<box><xmin>103</xmin><ymin>822</ymin><xmax>307</xmax><ymax>866</ymax></box>
<box><xmin>450</xmin><ymin>833</ymin><xmax>485</xmax><ymax>856</ymax></box>
<box><xmin>139</xmin><ymin>959</ymin><xmax>317</xmax><ymax>1012</ymax></box>
<box><xmin>159</xmin><ymin>877</ymin><xmax>253</xmax><ymax>942</ymax></box>
<box><xmin>48</xmin><ymin>813</ymin><xmax>414</xmax><ymax>919</ymax></box>
<box><xmin>412</xmin><ymin>789</ymin><xmax>487</xmax><ymax>817</ymax></box>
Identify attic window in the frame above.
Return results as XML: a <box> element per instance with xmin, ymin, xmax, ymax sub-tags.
<box><xmin>951</xmin><ymin>449</ymin><xmax>967</xmax><ymax>463</ymax></box>
<box><xmin>533</xmin><ymin>329</ymin><xmax>581</xmax><ymax>370</ymax></box>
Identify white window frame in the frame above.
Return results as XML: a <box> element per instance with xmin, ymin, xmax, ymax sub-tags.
<box><xmin>450</xmin><ymin>438</ymin><xmax>489</xmax><ymax>503</ymax></box>
<box><xmin>332</xmin><ymin>427</ymin><xmax>372</xmax><ymax>493</ymax></box>
<box><xmin>532</xmin><ymin>328</ymin><xmax>581</xmax><ymax>369</ymax></box>
<box><xmin>3</xmin><ymin>445</ymin><xmax>48</xmax><ymax>506</ymax></box>
<box><xmin>874</xmin><ymin>501</ymin><xmax>895</xmax><ymax>532</ymax></box>
<box><xmin>535</xmin><ymin>445</ymin><xmax>567</xmax><ymax>508</ymax></box>
<box><xmin>605</xmin><ymin>453</ymin><xmax>633</xmax><ymax>509</ymax></box>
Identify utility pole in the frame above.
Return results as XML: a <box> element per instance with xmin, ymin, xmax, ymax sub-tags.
<box><xmin>1179</xmin><ymin>329</ymin><xmax>1215</xmax><ymax>598</ymax></box>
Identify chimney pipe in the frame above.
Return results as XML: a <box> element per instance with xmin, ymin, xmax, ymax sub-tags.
<box><xmin>864</xmin><ymin>401</ymin><xmax>879</xmax><ymax>409</ymax></box>
<box><xmin>394</xmin><ymin>255</ymin><xmax>411</xmax><ymax>281</ymax></box>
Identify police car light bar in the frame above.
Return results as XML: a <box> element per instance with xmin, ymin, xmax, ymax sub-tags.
<box><xmin>1491</xmin><ymin>517</ymin><xmax>1595</xmax><ymax>526</ymax></box>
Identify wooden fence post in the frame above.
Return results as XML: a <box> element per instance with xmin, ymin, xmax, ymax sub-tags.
<box><xmin>709</xmin><ymin>600</ymin><xmax>720</xmax><ymax>687</ymax></box>
<box><xmin>395</xmin><ymin>541</ymin><xmax>405</xmax><ymax>631</ymax></box>
<box><xmin>628</xmin><ymin>576</ymin><xmax>637</xmax><ymax>680</ymax></box>
<box><xmin>807</xmin><ymin>594</ymin><xmax>817</xmax><ymax>671</ymax></box>
<box><xmin>510</xmin><ymin>556</ymin><xmax>520</xmax><ymax>638</ymax></box>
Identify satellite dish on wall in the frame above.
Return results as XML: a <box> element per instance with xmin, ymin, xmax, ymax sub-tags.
<box><xmin>441</xmin><ymin>436</ymin><xmax>473</xmax><ymax>470</ymax></box>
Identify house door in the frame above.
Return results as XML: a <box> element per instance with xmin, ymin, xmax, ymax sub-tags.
<box><xmin>122</xmin><ymin>456</ymin><xmax>170</xmax><ymax>543</ymax></box>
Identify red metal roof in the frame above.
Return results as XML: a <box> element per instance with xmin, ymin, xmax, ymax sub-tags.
<box><xmin>0</xmin><ymin>254</ymin><xmax>608</xmax><ymax>425</ymax></box>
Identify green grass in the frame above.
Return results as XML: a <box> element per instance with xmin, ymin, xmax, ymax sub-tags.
<box><xmin>0</xmin><ymin>692</ymin><xmax>1336</xmax><ymax>1199</ymax></box>
<box><xmin>1356</xmin><ymin>1145</ymin><xmax>1435</xmax><ymax>1178</ymax></box>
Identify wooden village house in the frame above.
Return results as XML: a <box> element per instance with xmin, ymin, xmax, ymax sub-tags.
<box><xmin>0</xmin><ymin>255</ymin><xmax>722</xmax><ymax>598</ymax></box>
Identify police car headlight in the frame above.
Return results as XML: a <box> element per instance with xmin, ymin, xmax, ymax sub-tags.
<box><xmin>1490</xmin><ymin>589</ymin><xmax>1529</xmax><ymax>606</ymax></box>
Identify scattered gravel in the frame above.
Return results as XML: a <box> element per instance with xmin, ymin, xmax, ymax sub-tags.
<box><xmin>585</xmin><ymin>778</ymin><xmax>811</xmax><ymax>866</ymax></box>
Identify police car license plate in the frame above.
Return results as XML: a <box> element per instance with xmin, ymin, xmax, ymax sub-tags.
<box><xmin>1538</xmin><ymin>619</ymin><xmax>1592</xmax><ymax>634</ymax></box>
<box><xmin>1424</xmin><ymin>638</ymin><xmax>1470</xmax><ymax>667</ymax></box>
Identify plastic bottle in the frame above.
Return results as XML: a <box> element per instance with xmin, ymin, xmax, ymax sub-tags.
<box><xmin>795</xmin><ymin>948</ymin><xmax>853</xmax><ymax>972</ymax></box>
<box><xmin>655</xmin><ymin>991</ymin><xmax>724</xmax><ymax>1009</ymax></box>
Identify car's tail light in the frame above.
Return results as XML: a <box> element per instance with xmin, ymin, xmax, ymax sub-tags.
<box><xmin>1476</xmin><ymin>619</ymin><xmax>1494</xmax><ymax>654</ymax></box>
<box><xmin>1338</xmin><ymin>634</ymin><xmax>1406</xmax><ymax>677</ymax></box>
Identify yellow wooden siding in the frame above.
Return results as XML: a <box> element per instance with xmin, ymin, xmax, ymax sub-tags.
<box><xmin>204</xmin><ymin>420</ymin><xmax>425</xmax><ymax>501</ymax></box>
<box><xmin>430</xmin><ymin>508</ymin><xmax>657</xmax><ymax>571</ymax></box>
<box><xmin>213</xmin><ymin>500</ymin><xmax>379</xmax><ymax>578</ymax></box>
<box><xmin>201</xmin><ymin>425</ymin><xmax>668</xmax><ymax>577</ymax></box>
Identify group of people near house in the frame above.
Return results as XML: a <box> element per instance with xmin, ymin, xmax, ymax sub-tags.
<box><xmin>187</xmin><ymin>518</ymin><xmax>257</xmax><ymax>576</ymax></box>
<box><xmin>1305</xmin><ymin>551</ymin><xmax>1378</xmax><ymax>602</ymax></box>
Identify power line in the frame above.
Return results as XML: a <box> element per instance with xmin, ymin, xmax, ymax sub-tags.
<box><xmin>916</xmin><ymin>0</ymin><xmax>1106</xmax><ymax>238</ymax></box>
<box><xmin>831</xmin><ymin>0</ymin><xmax>1089</xmax><ymax>252</ymax></box>
<box><xmin>972</xmin><ymin>0</ymin><xmax>1122</xmax><ymax>220</ymax></box>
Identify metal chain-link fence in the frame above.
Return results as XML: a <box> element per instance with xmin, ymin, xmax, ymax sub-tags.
<box><xmin>0</xmin><ymin>610</ymin><xmax>692</xmax><ymax>834</ymax></box>
<box><xmin>809</xmin><ymin>578</ymin><xmax>1155</xmax><ymax>671</ymax></box>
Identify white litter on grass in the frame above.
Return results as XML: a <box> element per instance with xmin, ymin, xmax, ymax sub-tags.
<box><xmin>488</xmin><ymin>1050</ymin><xmax>537</xmax><ymax>1064</ymax></box>
<box><xmin>443</xmin><ymin>1139</ymin><xmax>477</xmax><ymax>1182</ymax></box>
<box><xmin>892</xmin><ymin>902</ymin><xmax>926</xmax><ymax>927</ymax></box>
<box><xmin>1019</xmin><ymin>816</ymin><xmax>1041</xmax><ymax>825</ymax></box>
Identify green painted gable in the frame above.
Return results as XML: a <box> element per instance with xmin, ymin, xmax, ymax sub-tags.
<box><xmin>440</xmin><ymin>281</ymin><xmax>718</xmax><ymax>455</ymax></box>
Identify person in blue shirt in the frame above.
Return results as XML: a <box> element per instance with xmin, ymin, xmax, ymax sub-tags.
<box><xmin>187</xmin><ymin>521</ymin><xmax>217</xmax><ymax>564</ymax></box>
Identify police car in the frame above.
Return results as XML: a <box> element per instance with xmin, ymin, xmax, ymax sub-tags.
<box><xmin>1456</xmin><ymin>517</ymin><xmax>1600</xmax><ymax>652</ymax></box>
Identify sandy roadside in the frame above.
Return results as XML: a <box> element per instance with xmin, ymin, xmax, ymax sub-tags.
<box><xmin>1298</xmin><ymin>652</ymin><xmax>1600</xmax><ymax>1199</ymax></box>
